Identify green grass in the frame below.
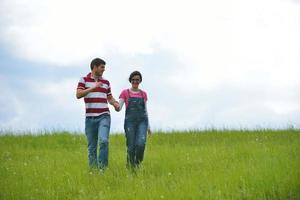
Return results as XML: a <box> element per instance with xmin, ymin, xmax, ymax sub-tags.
<box><xmin>0</xmin><ymin>130</ymin><xmax>300</xmax><ymax>199</ymax></box>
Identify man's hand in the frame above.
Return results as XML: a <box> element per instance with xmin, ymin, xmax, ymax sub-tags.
<box><xmin>93</xmin><ymin>81</ymin><xmax>103</xmax><ymax>90</ymax></box>
<box><xmin>76</xmin><ymin>81</ymin><xmax>103</xmax><ymax>99</ymax></box>
<box><xmin>113</xmin><ymin>101</ymin><xmax>120</xmax><ymax>111</ymax></box>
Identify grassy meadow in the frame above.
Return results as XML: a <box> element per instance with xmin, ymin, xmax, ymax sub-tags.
<box><xmin>0</xmin><ymin>130</ymin><xmax>300</xmax><ymax>199</ymax></box>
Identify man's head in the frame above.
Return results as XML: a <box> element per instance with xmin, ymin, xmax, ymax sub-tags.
<box><xmin>90</xmin><ymin>58</ymin><xmax>106</xmax><ymax>77</ymax></box>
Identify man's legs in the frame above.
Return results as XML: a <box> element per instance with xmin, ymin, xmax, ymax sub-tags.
<box><xmin>85</xmin><ymin>117</ymin><xmax>98</xmax><ymax>169</ymax></box>
<box><xmin>98</xmin><ymin>114</ymin><xmax>111</xmax><ymax>169</ymax></box>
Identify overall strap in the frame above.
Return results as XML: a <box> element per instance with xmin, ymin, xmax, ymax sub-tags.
<box><xmin>127</xmin><ymin>89</ymin><xmax>131</xmax><ymax>98</ymax></box>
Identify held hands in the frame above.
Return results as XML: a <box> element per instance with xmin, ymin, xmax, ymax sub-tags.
<box><xmin>113</xmin><ymin>101</ymin><xmax>120</xmax><ymax>112</ymax></box>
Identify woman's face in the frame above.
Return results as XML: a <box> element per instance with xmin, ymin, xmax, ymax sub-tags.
<box><xmin>131</xmin><ymin>75</ymin><xmax>141</xmax><ymax>88</ymax></box>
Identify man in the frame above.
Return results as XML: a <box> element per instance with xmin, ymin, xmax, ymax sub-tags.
<box><xmin>76</xmin><ymin>58</ymin><xmax>119</xmax><ymax>170</ymax></box>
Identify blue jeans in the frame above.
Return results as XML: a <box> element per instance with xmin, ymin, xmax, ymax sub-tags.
<box><xmin>124</xmin><ymin>118</ymin><xmax>148</xmax><ymax>167</ymax></box>
<box><xmin>85</xmin><ymin>114</ymin><xmax>111</xmax><ymax>169</ymax></box>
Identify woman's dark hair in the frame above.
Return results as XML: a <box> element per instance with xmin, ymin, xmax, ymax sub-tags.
<box><xmin>90</xmin><ymin>58</ymin><xmax>106</xmax><ymax>70</ymax></box>
<box><xmin>129</xmin><ymin>71</ymin><xmax>142</xmax><ymax>83</ymax></box>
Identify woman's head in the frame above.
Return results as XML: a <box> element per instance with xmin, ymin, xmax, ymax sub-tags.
<box><xmin>129</xmin><ymin>71</ymin><xmax>142</xmax><ymax>88</ymax></box>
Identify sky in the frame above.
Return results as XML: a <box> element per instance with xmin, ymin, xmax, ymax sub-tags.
<box><xmin>0</xmin><ymin>0</ymin><xmax>299</xmax><ymax>134</ymax></box>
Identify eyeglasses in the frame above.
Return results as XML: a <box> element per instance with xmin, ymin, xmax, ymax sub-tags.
<box><xmin>131</xmin><ymin>79</ymin><xmax>141</xmax><ymax>83</ymax></box>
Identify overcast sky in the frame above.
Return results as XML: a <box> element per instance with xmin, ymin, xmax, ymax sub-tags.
<box><xmin>0</xmin><ymin>0</ymin><xmax>299</xmax><ymax>134</ymax></box>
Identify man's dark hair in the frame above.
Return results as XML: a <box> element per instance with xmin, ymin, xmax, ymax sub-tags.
<box><xmin>129</xmin><ymin>71</ymin><xmax>142</xmax><ymax>83</ymax></box>
<box><xmin>90</xmin><ymin>58</ymin><xmax>106</xmax><ymax>70</ymax></box>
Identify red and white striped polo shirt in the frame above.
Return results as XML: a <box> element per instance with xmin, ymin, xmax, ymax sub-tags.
<box><xmin>77</xmin><ymin>72</ymin><xmax>112</xmax><ymax>117</ymax></box>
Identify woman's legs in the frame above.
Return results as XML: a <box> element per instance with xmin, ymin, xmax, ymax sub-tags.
<box><xmin>125</xmin><ymin>120</ymin><xmax>136</xmax><ymax>167</ymax></box>
<box><xmin>135</xmin><ymin>119</ymin><xmax>148</xmax><ymax>165</ymax></box>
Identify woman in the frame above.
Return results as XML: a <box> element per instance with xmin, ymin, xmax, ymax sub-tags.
<box><xmin>117</xmin><ymin>71</ymin><xmax>151</xmax><ymax>168</ymax></box>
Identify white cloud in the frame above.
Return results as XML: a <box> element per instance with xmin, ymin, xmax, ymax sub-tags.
<box><xmin>0</xmin><ymin>76</ymin><xmax>84</xmax><ymax>132</ymax></box>
<box><xmin>0</xmin><ymin>0</ymin><xmax>161</xmax><ymax>65</ymax></box>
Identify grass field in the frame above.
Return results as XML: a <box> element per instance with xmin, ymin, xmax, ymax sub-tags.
<box><xmin>0</xmin><ymin>130</ymin><xmax>300</xmax><ymax>199</ymax></box>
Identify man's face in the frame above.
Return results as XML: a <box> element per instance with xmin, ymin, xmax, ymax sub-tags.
<box><xmin>93</xmin><ymin>64</ymin><xmax>105</xmax><ymax>76</ymax></box>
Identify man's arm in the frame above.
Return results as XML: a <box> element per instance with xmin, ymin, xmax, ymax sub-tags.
<box><xmin>107</xmin><ymin>95</ymin><xmax>120</xmax><ymax>110</ymax></box>
<box><xmin>76</xmin><ymin>82</ymin><xmax>102</xmax><ymax>99</ymax></box>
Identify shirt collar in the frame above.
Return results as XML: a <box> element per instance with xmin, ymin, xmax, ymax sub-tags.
<box><xmin>87</xmin><ymin>72</ymin><xmax>103</xmax><ymax>81</ymax></box>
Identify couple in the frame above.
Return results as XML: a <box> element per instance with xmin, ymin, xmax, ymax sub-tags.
<box><xmin>76</xmin><ymin>58</ymin><xmax>151</xmax><ymax>170</ymax></box>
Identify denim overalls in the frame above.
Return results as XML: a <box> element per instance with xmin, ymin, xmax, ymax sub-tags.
<box><xmin>124</xmin><ymin>89</ymin><xmax>148</xmax><ymax>167</ymax></box>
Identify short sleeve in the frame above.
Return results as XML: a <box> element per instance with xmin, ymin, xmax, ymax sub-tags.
<box><xmin>77</xmin><ymin>77</ymin><xmax>85</xmax><ymax>89</ymax></box>
<box><xmin>119</xmin><ymin>89</ymin><xmax>127</xmax><ymax>100</ymax></box>
<box><xmin>107</xmin><ymin>81</ymin><xmax>112</xmax><ymax>96</ymax></box>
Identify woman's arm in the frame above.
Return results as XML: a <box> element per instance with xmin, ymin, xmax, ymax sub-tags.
<box><xmin>115</xmin><ymin>98</ymin><xmax>125</xmax><ymax>111</ymax></box>
<box><xmin>145</xmin><ymin>102</ymin><xmax>151</xmax><ymax>134</ymax></box>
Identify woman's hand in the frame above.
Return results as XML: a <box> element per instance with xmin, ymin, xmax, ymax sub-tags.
<box><xmin>113</xmin><ymin>101</ymin><xmax>120</xmax><ymax>111</ymax></box>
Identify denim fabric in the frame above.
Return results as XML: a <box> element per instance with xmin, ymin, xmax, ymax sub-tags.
<box><xmin>85</xmin><ymin>113</ymin><xmax>111</xmax><ymax>169</ymax></box>
<box><xmin>125</xmin><ymin>118</ymin><xmax>148</xmax><ymax>167</ymax></box>
<box><xmin>124</xmin><ymin>90</ymin><xmax>148</xmax><ymax>167</ymax></box>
